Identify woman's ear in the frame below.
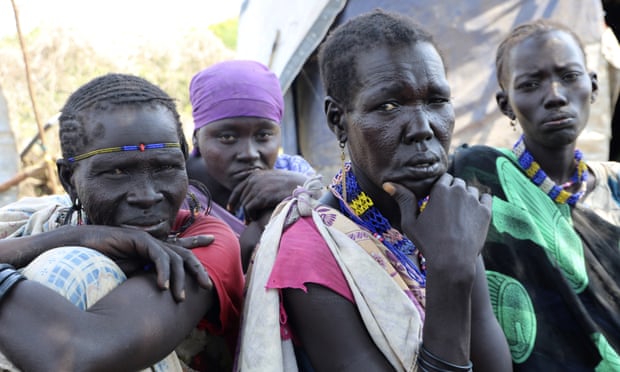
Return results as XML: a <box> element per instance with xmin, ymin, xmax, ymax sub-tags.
<box><xmin>496</xmin><ymin>91</ymin><xmax>516</xmax><ymax>120</ymax></box>
<box><xmin>192</xmin><ymin>131</ymin><xmax>201</xmax><ymax>155</ymax></box>
<box><xmin>589</xmin><ymin>71</ymin><xmax>599</xmax><ymax>103</ymax></box>
<box><xmin>324</xmin><ymin>96</ymin><xmax>346</xmax><ymax>143</ymax></box>
<box><xmin>56</xmin><ymin>158</ymin><xmax>77</xmax><ymax>200</ymax></box>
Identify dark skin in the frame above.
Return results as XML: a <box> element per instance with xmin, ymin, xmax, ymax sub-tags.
<box><xmin>496</xmin><ymin>30</ymin><xmax>599</xmax><ymax>192</ymax></box>
<box><xmin>0</xmin><ymin>105</ymin><xmax>218</xmax><ymax>371</ymax></box>
<box><xmin>282</xmin><ymin>42</ymin><xmax>512</xmax><ymax>371</ymax></box>
<box><xmin>189</xmin><ymin>117</ymin><xmax>309</xmax><ymax>270</ymax></box>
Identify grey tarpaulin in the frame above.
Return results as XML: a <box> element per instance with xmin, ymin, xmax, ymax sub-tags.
<box><xmin>0</xmin><ymin>84</ymin><xmax>18</xmax><ymax>207</ymax></box>
<box><xmin>237</xmin><ymin>0</ymin><xmax>614</xmax><ymax>177</ymax></box>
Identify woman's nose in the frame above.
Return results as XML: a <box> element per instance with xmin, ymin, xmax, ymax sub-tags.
<box><xmin>403</xmin><ymin>109</ymin><xmax>433</xmax><ymax>144</ymax></box>
<box><xmin>126</xmin><ymin>176</ymin><xmax>164</xmax><ymax>207</ymax></box>
<box><xmin>236</xmin><ymin>139</ymin><xmax>260</xmax><ymax>161</ymax></box>
<box><xmin>543</xmin><ymin>80</ymin><xmax>568</xmax><ymax>108</ymax></box>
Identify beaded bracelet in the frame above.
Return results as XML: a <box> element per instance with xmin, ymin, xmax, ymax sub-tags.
<box><xmin>417</xmin><ymin>345</ymin><xmax>473</xmax><ymax>372</ymax></box>
<box><xmin>0</xmin><ymin>264</ymin><xmax>26</xmax><ymax>304</ymax></box>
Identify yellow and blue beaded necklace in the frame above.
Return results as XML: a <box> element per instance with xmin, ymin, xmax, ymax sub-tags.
<box><xmin>330</xmin><ymin>162</ymin><xmax>428</xmax><ymax>287</ymax></box>
<box><xmin>512</xmin><ymin>135</ymin><xmax>587</xmax><ymax>206</ymax></box>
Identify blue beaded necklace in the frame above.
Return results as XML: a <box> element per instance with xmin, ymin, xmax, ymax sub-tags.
<box><xmin>330</xmin><ymin>162</ymin><xmax>427</xmax><ymax>287</ymax></box>
<box><xmin>512</xmin><ymin>135</ymin><xmax>588</xmax><ymax>206</ymax></box>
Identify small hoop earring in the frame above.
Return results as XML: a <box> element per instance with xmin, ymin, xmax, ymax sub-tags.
<box><xmin>73</xmin><ymin>197</ymin><xmax>83</xmax><ymax>225</ymax></box>
<box><xmin>339</xmin><ymin>141</ymin><xmax>347</xmax><ymax>203</ymax></box>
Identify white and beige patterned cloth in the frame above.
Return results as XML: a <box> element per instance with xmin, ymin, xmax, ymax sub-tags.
<box><xmin>582</xmin><ymin>161</ymin><xmax>620</xmax><ymax>226</ymax></box>
<box><xmin>0</xmin><ymin>194</ymin><xmax>73</xmax><ymax>239</ymax></box>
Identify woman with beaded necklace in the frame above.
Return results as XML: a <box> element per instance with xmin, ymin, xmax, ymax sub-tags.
<box><xmin>451</xmin><ymin>19</ymin><xmax>620</xmax><ymax>371</ymax></box>
<box><xmin>236</xmin><ymin>9</ymin><xmax>511</xmax><ymax>372</ymax></box>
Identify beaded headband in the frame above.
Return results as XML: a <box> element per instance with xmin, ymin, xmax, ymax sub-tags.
<box><xmin>67</xmin><ymin>142</ymin><xmax>181</xmax><ymax>163</ymax></box>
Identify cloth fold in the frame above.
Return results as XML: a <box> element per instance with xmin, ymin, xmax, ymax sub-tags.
<box><xmin>236</xmin><ymin>178</ymin><xmax>422</xmax><ymax>372</ymax></box>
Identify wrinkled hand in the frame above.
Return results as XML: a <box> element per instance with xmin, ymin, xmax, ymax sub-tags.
<box><xmin>67</xmin><ymin>225</ymin><xmax>214</xmax><ymax>301</ymax></box>
<box><xmin>227</xmin><ymin>169</ymin><xmax>308</xmax><ymax>221</ymax></box>
<box><xmin>383</xmin><ymin>173</ymin><xmax>492</xmax><ymax>271</ymax></box>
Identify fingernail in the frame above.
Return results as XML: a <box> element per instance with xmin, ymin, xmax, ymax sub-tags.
<box><xmin>164</xmin><ymin>280</ymin><xmax>170</xmax><ymax>289</ymax></box>
<box><xmin>382</xmin><ymin>182</ymin><xmax>395</xmax><ymax>195</ymax></box>
<box><xmin>226</xmin><ymin>204</ymin><xmax>232</xmax><ymax>211</ymax></box>
<box><xmin>180</xmin><ymin>290</ymin><xmax>186</xmax><ymax>300</ymax></box>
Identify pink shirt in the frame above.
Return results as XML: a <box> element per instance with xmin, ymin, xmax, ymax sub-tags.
<box><xmin>267</xmin><ymin>216</ymin><xmax>354</xmax><ymax>303</ymax></box>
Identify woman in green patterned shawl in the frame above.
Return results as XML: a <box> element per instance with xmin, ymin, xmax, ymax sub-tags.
<box><xmin>451</xmin><ymin>19</ymin><xmax>620</xmax><ymax>371</ymax></box>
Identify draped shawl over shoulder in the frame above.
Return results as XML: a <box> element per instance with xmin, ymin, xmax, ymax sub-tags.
<box><xmin>236</xmin><ymin>180</ymin><xmax>423</xmax><ymax>372</ymax></box>
<box><xmin>451</xmin><ymin>145</ymin><xmax>620</xmax><ymax>371</ymax></box>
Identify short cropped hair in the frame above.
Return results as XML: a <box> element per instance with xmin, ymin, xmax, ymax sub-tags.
<box><xmin>495</xmin><ymin>19</ymin><xmax>586</xmax><ymax>89</ymax></box>
<box><xmin>318</xmin><ymin>9</ymin><xmax>440</xmax><ymax>108</ymax></box>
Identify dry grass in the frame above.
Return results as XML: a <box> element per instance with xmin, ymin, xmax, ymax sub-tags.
<box><xmin>0</xmin><ymin>24</ymin><xmax>234</xmax><ymax>198</ymax></box>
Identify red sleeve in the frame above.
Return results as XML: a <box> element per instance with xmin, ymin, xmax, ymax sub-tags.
<box><xmin>175</xmin><ymin>211</ymin><xmax>244</xmax><ymax>351</ymax></box>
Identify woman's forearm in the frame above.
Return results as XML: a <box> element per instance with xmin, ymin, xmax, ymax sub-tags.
<box><xmin>0</xmin><ymin>227</ymin><xmax>76</xmax><ymax>268</ymax></box>
<box><xmin>0</xmin><ymin>273</ymin><xmax>211</xmax><ymax>371</ymax></box>
<box><xmin>421</xmin><ymin>261</ymin><xmax>475</xmax><ymax>366</ymax></box>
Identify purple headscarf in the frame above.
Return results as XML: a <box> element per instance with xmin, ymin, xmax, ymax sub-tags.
<box><xmin>189</xmin><ymin>60</ymin><xmax>284</xmax><ymax>130</ymax></box>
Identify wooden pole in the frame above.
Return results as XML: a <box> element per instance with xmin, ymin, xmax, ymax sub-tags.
<box><xmin>0</xmin><ymin>162</ymin><xmax>46</xmax><ymax>193</ymax></box>
<box><xmin>10</xmin><ymin>0</ymin><xmax>61</xmax><ymax>194</ymax></box>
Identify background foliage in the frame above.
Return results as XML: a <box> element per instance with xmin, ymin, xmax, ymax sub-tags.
<box><xmin>0</xmin><ymin>19</ymin><xmax>237</xmax><ymax>196</ymax></box>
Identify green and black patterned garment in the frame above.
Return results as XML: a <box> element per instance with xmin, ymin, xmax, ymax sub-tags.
<box><xmin>451</xmin><ymin>145</ymin><xmax>620</xmax><ymax>372</ymax></box>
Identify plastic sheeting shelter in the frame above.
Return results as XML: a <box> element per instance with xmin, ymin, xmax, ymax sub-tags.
<box><xmin>0</xmin><ymin>85</ymin><xmax>18</xmax><ymax>206</ymax></box>
<box><xmin>237</xmin><ymin>0</ymin><xmax>615</xmax><ymax>176</ymax></box>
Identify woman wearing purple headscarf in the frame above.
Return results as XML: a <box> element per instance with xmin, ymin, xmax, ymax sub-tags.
<box><xmin>183</xmin><ymin>60</ymin><xmax>316</xmax><ymax>271</ymax></box>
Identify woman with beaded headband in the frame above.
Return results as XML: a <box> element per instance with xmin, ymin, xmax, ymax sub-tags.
<box><xmin>450</xmin><ymin>19</ymin><xmax>620</xmax><ymax>370</ymax></box>
<box><xmin>236</xmin><ymin>9</ymin><xmax>511</xmax><ymax>372</ymax></box>
<box><xmin>0</xmin><ymin>73</ymin><xmax>244</xmax><ymax>371</ymax></box>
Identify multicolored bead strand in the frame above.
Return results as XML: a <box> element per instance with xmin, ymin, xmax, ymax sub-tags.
<box><xmin>330</xmin><ymin>162</ymin><xmax>428</xmax><ymax>287</ymax></box>
<box><xmin>68</xmin><ymin>142</ymin><xmax>181</xmax><ymax>162</ymax></box>
<box><xmin>512</xmin><ymin>135</ymin><xmax>588</xmax><ymax>206</ymax></box>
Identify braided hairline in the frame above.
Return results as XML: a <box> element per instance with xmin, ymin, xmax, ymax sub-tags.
<box><xmin>58</xmin><ymin>73</ymin><xmax>189</xmax><ymax>161</ymax></box>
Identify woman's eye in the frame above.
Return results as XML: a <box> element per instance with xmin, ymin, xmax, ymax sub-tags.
<box><xmin>255</xmin><ymin>131</ymin><xmax>274</xmax><ymax>140</ymax></box>
<box><xmin>101</xmin><ymin>168</ymin><xmax>125</xmax><ymax>176</ymax></box>
<box><xmin>563</xmin><ymin>72</ymin><xmax>581</xmax><ymax>81</ymax></box>
<box><xmin>218</xmin><ymin>134</ymin><xmax>237</xmax><ymax>143</ymax></box>
<box><xmin>155</xmin><ymin>164</ymin><xmax>179</xmax><ymax>173</ymax></box>
<box><xmin>518</xmin><ymin>81</ymin><xmax>539</xmax><ymax>90</ymax></box>
<box><xmin>379</xmin><ymin>102</ymin><xmax>399</xmax><ymax>111</ymax></box>
<box><xmin>428</xmin><ymin>97</ymin><xmax>450</xmax><ymax>105</ymax></box>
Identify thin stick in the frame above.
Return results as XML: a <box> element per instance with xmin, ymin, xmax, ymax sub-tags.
<box><xmin>10</xmin><ymin>0</ymin><xmax>60</xmax><ymax>194</ymax></box>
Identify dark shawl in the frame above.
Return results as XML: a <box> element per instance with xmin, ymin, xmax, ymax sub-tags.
<box><xmin>450</xmin><ymin>145</ymin><xmax>620</xmax><ymax>372</ymax></box>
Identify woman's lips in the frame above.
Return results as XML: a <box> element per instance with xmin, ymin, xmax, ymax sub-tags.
<box><xmin>542</xmin><ymin>114</ymin><xmax>574</xmax><ymax>127</ymax></box>
<box><xmin>120</xmin><ymin>220</ymin><xmax>168</xmax><ymax>235</ymax></box>
<box><xmin>389</xmin><ymin>162</ymin><xmax>443</xmax><ymax>182</ymax></box>
<box><xmin>230</xmin><ymin>167</ymin><xmax>261</xmax><ymax>181</ymax></box>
